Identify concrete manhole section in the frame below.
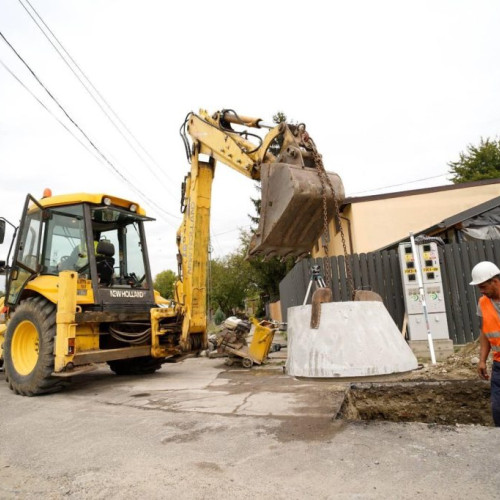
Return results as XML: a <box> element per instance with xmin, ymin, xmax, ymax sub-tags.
<box><xmin>337</xmin><ymin>380</ymin><xmax>493</xmax><ymax>426</ymax></box>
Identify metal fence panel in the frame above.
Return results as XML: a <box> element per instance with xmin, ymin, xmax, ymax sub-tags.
<box><xmin>279</xmin><ymin>240</ymin><xmax>500</xmax><ymax>343</ymax></box>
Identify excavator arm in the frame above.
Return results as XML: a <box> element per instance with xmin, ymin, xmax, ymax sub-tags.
<box><xmin>175</xmin><ymin>109</ymin><xmax>344</xmax><ymax>351</ymax></box>
<box><xmin>184</xmin><ymin>110</ymin><xmax>277</xmax><ymax>179</ymax></box>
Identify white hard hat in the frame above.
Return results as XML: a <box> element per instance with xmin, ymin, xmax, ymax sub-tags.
<box><xmin>470</xmin><ymin>261</ymin><xmax>500</xmax><ymax>285</ymax></box>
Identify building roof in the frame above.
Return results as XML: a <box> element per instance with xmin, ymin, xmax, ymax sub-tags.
<box><xmin>342</xmin><ymin>177</ymin><xmax>500</xmax><ymax>207</ymax></box>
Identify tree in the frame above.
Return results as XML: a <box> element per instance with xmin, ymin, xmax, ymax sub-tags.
<box><xmin>240</xmin><ymin>229</ymin><xmax>294</xmax><ymax>303</ymax></box>
<box><xmin>449</xmin><ymin>137</ymin><xmax>500</xmax><ymax>184</ymax></box>
<box><xmin>153</xmin><ymin>269</ymin><xmax>177</xmax><ymax>299</ymax></box>
<box><xmin>209</xmin><ymin>250</ymin><xmax>255</xmax><ymax>316</ymax></box>
<box><xmin>248</xmin><ymin>184</ymin><xmax>261</xmax><ymax>228</ymax></box>
<box><xmin>213</xmin><ymin>307</ymin><xmax>225</xmax><ymax>325</ymax></box>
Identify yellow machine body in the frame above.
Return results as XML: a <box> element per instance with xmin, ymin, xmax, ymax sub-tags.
<box><xmin>0</xmin><ymin>109</ymin><xmax>344</xmax><ymax>395</ymax></box>
<box><xmin>185</xmin><ymin>110</ymin><xmax>344</xmax><ymax>259</ymax></box>
<box><xmin>248</xmin><ymin>319</ymin><xmax>275</xmax><ymax>364</ymax></box>
<box><xmin>0</xmin><ymin>190</ymin><xmax>186</xmax><ymax>395</ymax></box>
<box><xmin>176</xmin><ymin>110</ymin><xmax>345</xmax><ymax>353</ymax></box>
<box><xmin>0</xmin><ymin>297</ymin><xmax>6</xmax><ymax>362</ymax></box>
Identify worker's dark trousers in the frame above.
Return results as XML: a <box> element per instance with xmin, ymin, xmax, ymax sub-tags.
<box><xmin>492</xmin><ymin>361</ymin><xmax>500</xmax><ymax>427</ymax></box>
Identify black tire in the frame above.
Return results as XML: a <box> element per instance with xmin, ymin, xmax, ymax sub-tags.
<box><xmin>107</xmin><ymin>356</ymin><xmax>164</xmax><ymax>375</ymax></box>
<box><xmin>242</xmin><ymin>357</ymin><xmax>254</xmax><ymax>369</ymax></box>
<box><xmin>4</xmin><ymin>296</ymin><xmax>66</xmax><ymax>396</ymax></box>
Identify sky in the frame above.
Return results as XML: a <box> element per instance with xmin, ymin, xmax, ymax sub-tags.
<box><xmin>1</xmin><ymin>0</ymin><xmax>500</xmax><ymax>288</ymax></box>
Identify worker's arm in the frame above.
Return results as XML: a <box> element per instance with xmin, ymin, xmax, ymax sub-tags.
<box><xmin>478</xmin><ymin>325</ymin><xmax>491</xmax><ymax>380</ymax></box>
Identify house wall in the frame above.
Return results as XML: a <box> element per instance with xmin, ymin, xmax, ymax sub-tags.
<box><xmin>313</xmin><ymin>182</ymin><xmax>500</xmax><ymax>257</ymax></box>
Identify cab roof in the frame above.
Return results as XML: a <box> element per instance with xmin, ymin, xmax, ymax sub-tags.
<box><xmin>36</xmin><ymin>193</ymin><xmax>147</xmax><ymax>216</ymax></box>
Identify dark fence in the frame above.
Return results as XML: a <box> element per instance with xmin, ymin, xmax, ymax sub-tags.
<box><xmin>279</xmin><ymin>240</ymin><xmax>500</xmax><ymax>344</ymax></box>
<box><xmin>438</xmin><ymin>240</ymin><xmax>500</xmax><ymax>344</ymax></box>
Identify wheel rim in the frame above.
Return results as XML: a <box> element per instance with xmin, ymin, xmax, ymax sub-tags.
<box><xmin>11</xmin><ymin>320</ymin><xmax>39</xmax><ymax>375</ymax></box>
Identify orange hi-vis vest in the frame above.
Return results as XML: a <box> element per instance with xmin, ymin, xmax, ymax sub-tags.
<box><xmin>479</xmin><ymin>296</ymin><xmax>500</xmax><ymax>362</ymax></box>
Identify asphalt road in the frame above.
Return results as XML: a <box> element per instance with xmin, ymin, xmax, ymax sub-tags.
<box><xmin>0</xmin><ymin>357</ymin><xmax>499</xmax><ymax>499</ymax></box>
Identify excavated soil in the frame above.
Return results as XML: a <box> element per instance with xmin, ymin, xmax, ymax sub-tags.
<box><xmin>338</xmin><ymin>379</ymin><xmax>493</xmax><ymax>426</ymax></box>
<box><xmin>336</xmin><ymin>341</ymin><xmax>495</xmax><ymax>426</ymax></box>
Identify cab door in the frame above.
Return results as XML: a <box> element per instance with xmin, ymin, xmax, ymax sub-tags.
<box><xmin>5</xmin><ymin>195</ymin><xmax>44</xmax><ymax>306</ymax></box>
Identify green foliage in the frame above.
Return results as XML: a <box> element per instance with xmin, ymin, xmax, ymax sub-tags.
<box><xmin>209</xmin><ymin>250</ymin><xmax>256</xmax><ymax>316</ymax></box>
<box><xmin>153</xmin><ymin>269</ymin><xmax>177</xmax><ymax>299</ymax></box>
<box><xmin>449</xmin><ymin>137</ymin><xmax>500</xmax><ymax>184</ymax></box>
<box><xmin>213</xmin><ymin>307</ymin><xmax>225</xmax><ymax>325</ymax></box>
<box><xmin>272</xmin><ymin>111</ymin><xmax>287</xmax><ymax>124</ymax></box>
<box><xmin>249</xmin><ymin>184</ymin><xmax>261</xmax><ymax>228</ymax></box>
<box><xmin>240</xmin><ymin>229</ymin><xmax>294</xmax><ymax>302</ymax></box>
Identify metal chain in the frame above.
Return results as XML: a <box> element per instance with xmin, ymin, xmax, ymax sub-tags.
<box><xmin>302</xmin><ymin>133</ymin><xmax>355</xmax><ymax>299</ymax></box>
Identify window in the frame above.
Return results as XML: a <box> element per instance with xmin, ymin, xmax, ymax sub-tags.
<box><xmin>124</xmin><ymin>222</ymin><xmax>146</xmax><ymax>285</ymax></box>
<box><xmin>7</xmin><ymin>205</ymin><xmax>43</xmax><ymax>304</ymax></box>
<box><xmin>91</xmin><ymin>206</ymin><xmax>148</xmax><ymax>288</ymax></box>
<box><xmin>44</xmin><ymin>205</ymin><xmax>87</xmax><ymax>274</ymax></box>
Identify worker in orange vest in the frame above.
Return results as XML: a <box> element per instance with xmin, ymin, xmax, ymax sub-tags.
<box><xmin>470</xmin><ymin>261</ymin><xmax>500</xmax><ymax>427</ymax></box>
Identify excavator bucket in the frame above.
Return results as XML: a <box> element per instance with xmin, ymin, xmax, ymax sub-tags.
<box><xmin>248</xmin><ymin>162</ymin><xmax>345</xmax><ymax>259</ymax></box>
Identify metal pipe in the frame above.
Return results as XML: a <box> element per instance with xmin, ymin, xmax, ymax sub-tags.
<box><xmin>221</xmin><ymin>112</ymin><xmax>274</xmax><ymax>129</ymax></box>
<box><xmin>410</xmin><ymin>232</ymin><xmax>437</xmax><ymax>365</ymax></box>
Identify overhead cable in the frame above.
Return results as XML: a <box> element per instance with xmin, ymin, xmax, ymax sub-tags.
<box><xmin>0</xmin><ymin>58</ymin><xmax>103</xmax><ymax>165</ymax></box>
<box><xmin>18</xmin><ymin>0</ymin><xmax>176</xmax><ymax>196</ymax></box>
<box><xmin>349</xmin><ymin>173</ymin><xmax>451</xmax><ymax>196</ymax></box>
<box><xmin>0</xmin><ymin>30</ymin><xmax>178</xmax><ymax>224</ymax></box>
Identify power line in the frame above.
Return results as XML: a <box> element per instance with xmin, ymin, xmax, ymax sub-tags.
<box><xmin>0</xmin><ymin>58</ymin><xmax>103</xmax><ymax>164</ymax></box>
<box><xmin>17</xmin><ymin>0</ymin><xmax>176</xmax><ymax>197</ymax></box>
<box><xmin>212</xmin><ymin>226</ymin><xmax>247</xmax><ymax>237</ymax></box>
<box><xmin>348</xmin><ymin>173</ymin><xmax>451</xmax><ymax>196</ymax></box>
<box><xmin>0</xmin><ymin>30</ymin><xmax>178</xmax><ymax>224</ymax></box>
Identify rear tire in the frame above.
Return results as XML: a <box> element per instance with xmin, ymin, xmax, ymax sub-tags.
<box><xmin>4</xmin><ymin>297</ymin><xmax>66</xmax><ymax>396</ymax></box>
<box><xmin>107</xmin><ymin>356</ymin><xmax>164</xmax><ymax>375</ymax></box>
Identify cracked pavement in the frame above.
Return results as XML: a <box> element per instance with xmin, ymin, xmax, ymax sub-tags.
<box><xmin>0</xmin><ymin>357</ymin><xmax>499</xmax><ymax>499</ymax></box>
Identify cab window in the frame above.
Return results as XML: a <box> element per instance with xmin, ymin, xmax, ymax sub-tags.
<box><xmin>43</xmin><ymin>205</ymin><xmax>87</xmax><ymax>275</ymax></box>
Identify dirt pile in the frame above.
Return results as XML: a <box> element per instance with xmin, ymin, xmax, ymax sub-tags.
<box><xmin>406</xmin><ymin>340</ymin><xmax>492</xmax><ymax>381</ymax></box>
<box><xmin>337</xmin><ymin>342</ymin><xmax>495</xmax><ymax>426</ymax></box>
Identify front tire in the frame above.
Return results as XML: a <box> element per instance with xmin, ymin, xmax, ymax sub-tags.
<box><xmin>4</xmin><ymin>297</ymin><xmax>65</xmax><ymax>396</ymax></box>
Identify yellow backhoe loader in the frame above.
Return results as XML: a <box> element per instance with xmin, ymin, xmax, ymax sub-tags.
<box><xmin>0</xmin><ymin>109</ymin><xmax>344</xmax><ymax>395</ymax></box>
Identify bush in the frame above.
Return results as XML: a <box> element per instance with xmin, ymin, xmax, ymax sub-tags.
<box><xmin>213</xmin><ymin>308</ymin><xmax>225</xmax><ymax>325</ymax></box>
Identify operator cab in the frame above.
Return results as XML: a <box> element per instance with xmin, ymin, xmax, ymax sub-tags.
<box><xmin>50</xmin><ymin>204</ymin><xmax>150</xmax><ymax>286</ymax></box>
<box><xmin>4</xmin><ymin>194</ymin><xmax>155</xmax><ymax>307</ymax></box>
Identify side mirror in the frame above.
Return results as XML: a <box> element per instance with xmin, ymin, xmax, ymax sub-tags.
<box><xmin>0</xmin><ymin>259</ymin><xmax>5</xmax><ymax>275</ymax></box>
<box><xmin>0</xmin><ymin>219</ymin><xmax>5</xmax><ymax>244</ymax></box>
